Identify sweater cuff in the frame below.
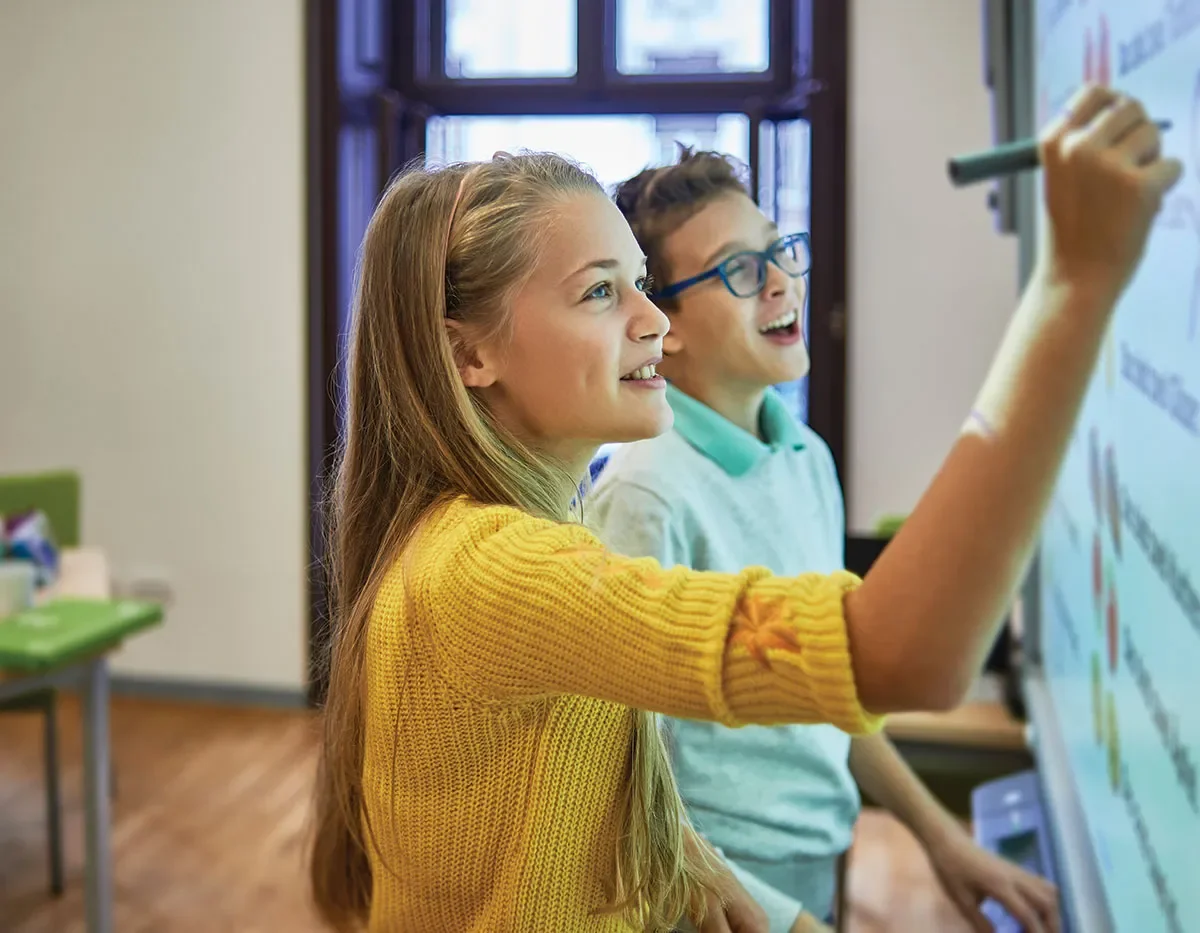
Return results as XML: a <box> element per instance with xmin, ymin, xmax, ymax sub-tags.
<box><xmin>720</xmin><ymin>571</ymin><xmax>886</xmax><ymax>735</ymax></box>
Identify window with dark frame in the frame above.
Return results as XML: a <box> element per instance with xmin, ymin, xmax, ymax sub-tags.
<box><xmin>388</xmin><ymin>0</ymin><xmax>841</xmax><ymax>428</ymax></box>
<box><xmin>305</xmin><ymin>0</ymin><xmax>848</xmax><ymax>701</ymax></box>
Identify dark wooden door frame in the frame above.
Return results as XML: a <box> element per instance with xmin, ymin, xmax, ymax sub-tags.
<box><xmin>306</xmin><ymin>0</ymin><xmax>339</xmax><ymax>706</ymax></box>
<box><xmin>805</xmin><ymin>0</ymin><xmax>849</xmax><ymax>489</ymax></box>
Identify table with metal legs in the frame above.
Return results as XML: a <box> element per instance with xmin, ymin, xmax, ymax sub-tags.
<box><xmin>1</xmin><ymin>653</ymin><xmax>114</xmax><ymax>933</ymax></box>
<box><xmin>1</xmin><ymin>549</ymin><xmax>130</xmax><ymax>933</ymax></box>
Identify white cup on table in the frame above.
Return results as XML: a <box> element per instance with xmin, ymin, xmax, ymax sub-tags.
<box><xmin>0</xmin><ymin>560</ymin><xmax>37</xmax><ymax>618</ymax></box>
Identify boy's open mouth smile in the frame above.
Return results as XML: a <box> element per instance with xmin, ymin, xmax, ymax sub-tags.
<box><xmin>759</xmin><ymin>309</ymin><xmax>801</xmax><ymax>344</ymax></box>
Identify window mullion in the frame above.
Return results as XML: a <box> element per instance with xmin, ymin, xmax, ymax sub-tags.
<box><xmin>577</xmin><ymin>0</ymin><xmax>605</xmax><ymax>90</ymax></box>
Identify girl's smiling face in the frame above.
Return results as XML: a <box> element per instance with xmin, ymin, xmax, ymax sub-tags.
<box><xmin>460</xmin><ymin>191</ymin><xmax>674</xmax><ymax>473</ymax></box>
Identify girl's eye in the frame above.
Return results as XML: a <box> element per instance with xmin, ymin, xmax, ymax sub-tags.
<box><xmin>585</xmin><ymin>281</ymin><xmax>615</xmax><ymax>301</ymax></box>
<box><xmin>637</xmin><ymin>274</ymin><xmax>654</xmax><ymax>295</ymax></box>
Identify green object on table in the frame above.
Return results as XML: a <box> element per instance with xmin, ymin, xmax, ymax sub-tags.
<box><xmin>874</xmin><ymin>513</ymin><xmax>908</xmax><ymax>538</ymax></box>
<box><xmin>0</xmin><ymin>470</ymin><xmax>81</xmax><ymax>548</ymax></box>
<box><xmin>0</xmin><ymin>598</ymin><xmax>162</xmax><ymax>672</ymax></box>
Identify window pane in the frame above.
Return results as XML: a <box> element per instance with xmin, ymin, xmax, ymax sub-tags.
<box><xmin>616</xmin><ymin>0</ymin><xmax>769</xmax><ymax>75</ymax></box>
<box><xmin>772</xmin><ymin>380</ymin><xmax>808</xmax><ymax>424</ymax></box>
<box><xmin>758</xmin><ymin>119</ymin><xmax>811</xmax><ymax>235</ymax></box>
<box><xmin>759</xmin><ymin>119</ymin><xmax>812</xmax><ymax>423</ymax></box>
<box><xmin>427</xmin><ymin>113</ymin><xmax>749</xmax><ymax>192</ymax></box>
<box><xmin>445</xmin><ymin>0</ymin><xmax>575</xmax><ymax>78</ymax></box>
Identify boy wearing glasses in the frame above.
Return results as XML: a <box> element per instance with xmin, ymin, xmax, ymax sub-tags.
<box><xmin>592</xmin><ymin>150</ymin><xmax>1058</xmax><ymax>933</ymax></box>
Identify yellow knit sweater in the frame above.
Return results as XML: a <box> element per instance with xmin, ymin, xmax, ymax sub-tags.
<box><xmin>362</xmin><ymin>498</ymin><xmax>883</xmax><ymax>932</ymax></box>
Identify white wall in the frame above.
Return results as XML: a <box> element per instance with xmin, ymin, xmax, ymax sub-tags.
<box><xmin>847</xmin><ymin>0</ymin><xmax>1020</xmax><ymax>532</ymax></box>
<box><xmin>0</xmin><ymin>1</ymin><xmax>308</xmax><ymax>690</ymax></box>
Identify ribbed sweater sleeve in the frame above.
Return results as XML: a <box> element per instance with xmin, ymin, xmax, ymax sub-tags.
<box><xmin>412</xmin><ymin>501</ymin><xmax>883</xmax><ymax>734</ymax></box>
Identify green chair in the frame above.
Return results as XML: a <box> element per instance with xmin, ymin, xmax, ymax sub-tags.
<box><xmin>0</xmin><ymin>469</ymin><xmax>81</xmax><ymax>897</ymax></box>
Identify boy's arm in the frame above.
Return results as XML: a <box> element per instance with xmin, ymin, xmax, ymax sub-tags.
<box><xmin>848</xmin><ymin>735</ymin><xmax>1058</xmax><ymax>933</ymax></box>
<box><xmin>847</xmin><ymin>733</ymin><xmax>959</xmax><ymax>846</ymax></box>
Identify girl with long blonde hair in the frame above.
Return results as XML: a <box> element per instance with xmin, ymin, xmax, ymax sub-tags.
<box><xmin>310</xmin><ymin>85</ymin><xmax>1178</xmax><ymax>932</ymax></box>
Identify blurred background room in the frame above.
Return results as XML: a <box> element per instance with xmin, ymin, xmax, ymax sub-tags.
<box><xmin>1</xmin><ymin>1</ymin><xmax>1053</xmax><ymax>930</ymax></box>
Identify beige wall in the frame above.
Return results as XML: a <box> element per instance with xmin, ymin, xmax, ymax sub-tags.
<box><xmin>0</xmin><ymin>0</ymin><xmax>308</xmax><ymax>690</ymax></box>
<box><xmin>847</xmin><ymin>0</ymin><xmax>1020</xmax><ymax>531</ymax></box>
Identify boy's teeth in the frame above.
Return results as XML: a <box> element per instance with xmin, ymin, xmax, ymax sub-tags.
<box><xmin>759</xmin><ymin>310</ymin><xmax>798</xmax><ymax>333</ymax></box>
<box><xmin>622</xmin><ymin>364</ymin><xmax>657</xmax><ymax>381</ymax></box>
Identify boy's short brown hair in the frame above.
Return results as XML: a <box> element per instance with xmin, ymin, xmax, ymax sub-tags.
<box><xmin>613</xmin><ymin>147</ymin><xmax>750</xmax><ymax>308</ymax></box>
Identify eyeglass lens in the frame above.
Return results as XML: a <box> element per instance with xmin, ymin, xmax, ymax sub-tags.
<box><xmin>722</xmin><ymin>236</ymin><xmax>811</xmax><ymax>298</ymax></box>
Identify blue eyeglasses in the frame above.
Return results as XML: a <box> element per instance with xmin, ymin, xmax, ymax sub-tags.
<box><xmin>655</xmin><ymin>232</ymin><xmax>811</xmax><ymax>301</ymax></box>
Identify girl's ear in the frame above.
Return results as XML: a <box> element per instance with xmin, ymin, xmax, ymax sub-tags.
<box><xmin>445</xmin><ymin>319</ymin><xmax>500</xmax><ymax>388</ymax></box>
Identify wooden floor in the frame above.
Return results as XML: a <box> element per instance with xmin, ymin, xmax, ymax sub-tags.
<box><xmin>0</xmin><ymin>697</ymin><xmax>978</xmax><ymax>932</ymax></box>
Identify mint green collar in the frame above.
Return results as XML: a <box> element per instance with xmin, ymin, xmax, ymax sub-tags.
<box><xmin>666</xmin><ymin>384</ymin><xmax>806</xmax><ymax>477</ymax></box>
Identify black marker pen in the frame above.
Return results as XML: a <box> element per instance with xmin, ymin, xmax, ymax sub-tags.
<box><xmin>948</xmin><ymin>120</ymin><xmax>1173</xmax><ymax>186</ymax></box>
